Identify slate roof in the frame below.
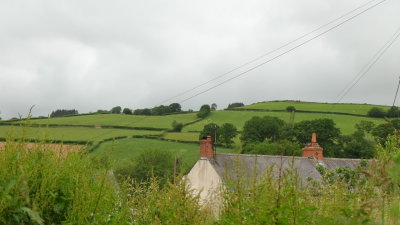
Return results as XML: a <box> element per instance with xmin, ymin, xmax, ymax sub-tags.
<box><xmin>209</xmin><ymin>153</ymin><xmax>364</xmax><ymax>184</ymax></box>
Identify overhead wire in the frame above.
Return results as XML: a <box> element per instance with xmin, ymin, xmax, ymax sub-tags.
<box><xmin>330</xmin><ymin>25</ymin><xmax>400</xmax><ymax>108</ymax></box>
<box><xmin>178</xmin><ymin>0</ymin><xmax>387</xmax><ymax>104</ymax></box>
<box><xmin>157</xmin><ymin>0</ymin><xmax>382</xmax><ymax>105</ymax></box>
<box><xmin>88</xmin><ymin>0</ymin><xmax>388</xmax><ymax>142</ymax></box>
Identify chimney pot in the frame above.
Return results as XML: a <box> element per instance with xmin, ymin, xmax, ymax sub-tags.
<box><xmin>302</xmin><ymin>133</ymin><xmax>323</xmax><ymax>160</ymax></box>
<box><xmin>200</xmin><ymin>136</ymin><xmax>214</xmax><ymax>159</ymax></box>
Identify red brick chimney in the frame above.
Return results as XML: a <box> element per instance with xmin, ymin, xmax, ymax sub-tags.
<box><xmin>200</xmin><ymin>136</ymin><xmax>214</xmax><ymax>159</ymax></box>
<box><xmin>302</xmin><ymin>133</ymin><xmax>323</xmax><ymax>160</ymax></box>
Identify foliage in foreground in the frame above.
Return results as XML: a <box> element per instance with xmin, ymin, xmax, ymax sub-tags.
<box><xmin>2</xmin><ymin>135</ymin><xmax>400</xmax><ymax>224</ymax></box>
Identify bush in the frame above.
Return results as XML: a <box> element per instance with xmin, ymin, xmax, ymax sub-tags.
<box><xmin>197</xmin><ymin>104</ymin><xmax>211</xmax><ymax>119</ymax></box>
<box><xmin>122</xmin><ymin>108</ymin><xmax>132</xmax><ymax>115</ymax></box>
<box><xmin>0</xmin><ymin>141</ymin><xmax>130</xmax><ymax>224</ymax></box>
<box><xmin>171</xmin><ymin>120</ymin><xmax>183</xmax><ymax>132</ymax></box>
<box><xmin>367</xmin><ymin>107</ymin><xmax>386</xmax><ymax>118</ymax></box>
<box><xmin>111</xmin><ymin>106</ymin><xmax>122</xmax><ymax>114</ymax></box>
<box><xmin>115</xmin><ymin>149</ymin><xmax>179</xmax><ymax>186</ymax></box>
<box><xmin>219</xmin><ymin>123</ymin><xmax>237</xmax><ymax>147</ymax></box>
<box><xmin>227</xmin><ymin>102</ymin><xmax>244</xmax><ymax>109</ymax></box>
<box><xmin>50</xmin><ymin>109</ymin><xmax>78</xmax><ymax>117</ymax></box>
<box><xmin>241</xmin><ymin>116</ymin><xmax>285</xmax><ymax>143</ymax></box>
<box><xmin>199</xmin><ymin>123</ymin><xmax>220</xmax><ymax>144</ymax></box>
<box><xmin>387</xmin><ymin>106</ymin><xmax>400</xmax><ymax>118</ymax></box>
<box><xmin>286</xmin><ymin>106</ymin><xmax>296</xmax><ymax>112</ymax></box>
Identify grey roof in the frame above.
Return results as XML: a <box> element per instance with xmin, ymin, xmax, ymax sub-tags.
<box><xmin>210</xmin><ymin>153</ymin><xmax>364</xmax><ymax>184</ymax></box>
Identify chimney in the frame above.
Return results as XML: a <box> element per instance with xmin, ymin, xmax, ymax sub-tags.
<box><xmin>302</xmin><ymin>133</ymin><xmax>323</xmax><ymax>160</ymax></box>
<box><xmin>200</xmin><ymin>136</ymin><xmax>214</xmax><ymax>159</ymax></box>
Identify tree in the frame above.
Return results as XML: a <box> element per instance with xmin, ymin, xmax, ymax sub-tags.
<box><xmin>122</xmin><ymin>108</ymin><xmax>132</xmax><ymax>115</ymax></box>
<box><xmin>171</xmin><ymin>120</ymin><xmax>183</xmax><ymax>132</ymax></box>
<box><xmin>211</xmin><ymin>103</ymin><xmax>218</xmax><ymax>111</ymax></box>
<box><xmin>169</xmin><ymin>103</ymin><xmax>182</xmax><ymax>113</ymax></box>
<box><xmin>50</xmin><ymin>109</ymin><xmax>78</xmax><ymax>117</ymax></box>
<box><xmin>96</xmin><ymin>109</ymin><xmax>109</xmax><ymax>114</ymax></box>
<box><xmin>197</xmin><ymin>104</ymin><xmax>211</xmax><ymax>118</ymax></box>
<box><xmin>355</xmin><ymin>121</ymin><xmax>375</xmax><ymax>133</ymax></box>
<box><xmin>371</xmin><ymin>119</ymin><xmax>400</xmax><ymax>144</ymax></box>
<box><xmin>241</xmin><ymin>116</ymin><xmax>285</xmax><ymax>144</ymax></box>
<box><xmin>134</xmin><ymin>108</ymin><xmax>151</xmax><ymax>115</ymax></box>
<box><xmin>227</xmin><ymin>102</ymin><xmax>244</xmax><ymax>109</ymax></box>
<box><xmin>219</xmin><ymin>123</ymin><xmax>237</xmax><ymax>147</ymax></box>
<box><xmin>286</xmin><ymin>106</ymin><xmax>296</xmax><ymax>112</ymax></box>
<box><xmin>115</xmin><ymin>150</ymin><xmax>178</xmax><ymax>186</ymax></box>
<box><xmin>244</xmin><ymin>140</ymin><xmax>301</xmax><ymax>156</ymax></box>
<box><xmin>367</xmin><ymin>107</ymin><xmax>386</xmax><ymax>118</ymax></box>
<box><xmin>152</xmin><ymin>105</ymin><xmax>171</xmax><ymax>115</ymax></box>
<box><xmin>111</xmin><ymin>106</ymin><xmax>122</xmax><ymax>114</ymax></box>
<box><xmin>387</xmin><ymin>106</ymin><xmax>400</xmax><ymax>118</ymax></box>
<box><xmin>199</xmin><ymin>123</ymin><xmax>220</xmax><ymax>144</ymax></box>
<box><xmin>338</xmin><ymin>130</ymin><xmax>375</xmax><ymax>158</ymax></box>
<box><xmin>292</xmin><ymin>118</ymin><xmax>340</xmax><ymax>157</ymax></box>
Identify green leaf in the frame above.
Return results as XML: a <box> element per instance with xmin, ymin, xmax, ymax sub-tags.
<box><xmin>21</xmin><ymin>207</ymin><xmax>44</xmax><ymax>225</ymax></box>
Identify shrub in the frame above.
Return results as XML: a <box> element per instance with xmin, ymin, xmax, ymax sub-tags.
<box><xmin>227</xmin><ymin>102</ymin><xmax>244</xmax><ymax>109</ymax></box>
<box><xmin>171</xmin><ymin>120</ymin><xmax>183</xmax><ymax>132</ymax></box>
<box><xmin>387</xmin><ymin>106</ymin><xmax>400</xmax><ymax>118</ymax></box>
<box><xmin>50</xmin><ymin>109</ymin><xmax>78</xmax><ymax>117</ymax></box>
<box><xmin>286</xmin><ymin>106</ymin><xmax>296</xmax><ymax>112</ymax></box>
<box><xmin>367</xmin><ymin>107</ymin><xmax>386</xmax><ymax>118</ymax></box>
<box><xmin>122</xmin><ymin>108</ymin><xmax>132</xmax><ymax>115</ymax></box>
<box><xmin>197</xmin><ymin>104</ymin><xmax>211</xmax><ymax>118</ymax></box>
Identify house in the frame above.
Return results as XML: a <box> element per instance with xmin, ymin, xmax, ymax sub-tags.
<box><xmin>186</xmin><ymin>133</ymin><xmax>363</xmax><ymax>206</ymax></box>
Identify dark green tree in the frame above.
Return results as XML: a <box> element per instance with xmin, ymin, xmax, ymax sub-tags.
<box><xmin>355</xmin><ymin>121</ymin><xmax>375</xmax><ymax>133</ymax></box>
<box><xmin>211</xmin><ymin>103</ymin><xmax>218</xmax><ymax>111</ymax></box>
<box><xmin>199</xmin><ymin>123</ymin><xmax>220</xmax><ymax>143</ymax></box>
<box><xmin>387</xmin><ymin>106</ymin><xmax>400</xmax><ymax>118</ymax></box>
<box><xmin>197</xmin><ymin>104</ymin><xmax>211</xmax><ymax>118</ymax></box>
<box><xmin>227</xmin><ymin>102</ymin><xmax>244</xmax><ymax>109</ymax></box>
<box><xmin>122</xmin><ymin>108</ymin><xmax>132</xmax><ymax>115</ymax></box>
<box><xmin>244</xmin><ymin>140</ymin><xmax>301</xmax><ymax>156</ymax></box>
<box><xmin>152</xmin><ymin>105</ymin><xmax>171</xmax><ymax>115</ymax></box>
<box><xmin>134</xmin><ymin>108</ymin><xmax>151</xmax><ymax>115</ymax></box>
<box><xmin>168</xmin><ymin>103</ymin><xmax>182</xmax><ymax>113</ymax></box>
<box><xmin>338</xmin><ymin>130</ymin><xmax>375</xmax><ymax>158</ymax></box>
<box><xmin>286</xmin><ymin>106</ymin><xmax>296</xmax><ymax>112</ymax></box>
<box><xmin>111</xmin><ymin>106</ymin><xmax>122</xmax><ymax>114</ymax></box>
<box><xmin>171</xmin><ymin>120</ymin><xmax>183</xmax><ymax>132</ymax></box>
<box><xmin>293</xmin><ymin>118</ymin><xmax>340</xmax><ymax>157</ymax></box>
<box><xmin>219</xmin><ymin>123</ymin><xmax>237</xmax><ymax>147</ymax></box>
<box><xmin>371</xmin><ymin>119</ymin><xmax>400</xmax><ymax>144</ymax></box>
<box><xmin>241</xmin><ymin>116</ymin><xmax>285</xmax><ymax>144</ymax></box>
<box><xmin>367</xmin><ymin>107</ymin><xmax>386</xmax><ymax>118</ymax></box>
<box><xmin>115</xmin><ymin>149</ymin><xmax>179</xmax><ymax>186</ymax></box>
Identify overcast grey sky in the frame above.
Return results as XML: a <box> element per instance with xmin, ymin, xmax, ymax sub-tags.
<box><xmin>0</xmin><ymin>0</ymin><xmax>399</xmax><ymax>119</ymax></box>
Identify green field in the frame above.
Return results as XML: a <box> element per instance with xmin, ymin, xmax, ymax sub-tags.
<box><xmin>9</xmin><ymin>113</ymin><xmax>199</xmax><ymax>129</ymax></box>
<box><xmin>0</xmin><ymin>125</ymin><xmax>162</xmax><ymax>142</ymax></box>
<box><xmin>163</xmin><ymin>132</ymin><xmax>200</xmax><ymax>142</ymax></box>
<box><xmin>182</xmin><ymin>110</ymin><xmax>385</xmax><ymax>134</ymax></box>
<box><xmin>90</xmin><ymin>138</ymin><xmax>236</xmax><ymax>169</ymax></box>
<box><xmin>241</xmin><ymin>101</ymin><xmax>390</xmax><ymax>115</ymax></box>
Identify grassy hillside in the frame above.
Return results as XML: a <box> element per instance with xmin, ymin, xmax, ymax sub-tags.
<box><xmin>241</xmin><ymin>101</ymin><xmax>390</xmax><ymax>115</ymax></box>
<box><xmin>8</xmin><ymin>113</ymin><xmax>199</xmax><ymax>129</ymax></box>
<box><xmin>183</xmin><ymin>110</ymin><xmax>384</xmax><ymax>134</ymax></box>
<box><xmin>0</xmin><ymin>125</ymin><xmax>161</xmax><ymax>142</ymax></box>
<box><xmin>90</xmin><ymin>138</ymin><xmax>236</xmax><ymax>169</ymax></box>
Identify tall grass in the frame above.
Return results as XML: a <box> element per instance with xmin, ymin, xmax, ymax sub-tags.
<box><xmin>1</xmin><ymin>123</ymin><xmax>400</xmax><ymax>224</ymax></box>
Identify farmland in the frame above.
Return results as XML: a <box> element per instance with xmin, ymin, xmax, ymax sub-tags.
<box><xmin>0</xmin><ymin>101</ymin><xmax>390</xmax><ymax>165</ymax></box>
<box><xmin>241</xmin><ymin>100</ymin><xmax>390</xmax><ymax>115</ymax></box>
<box><xmin>182</xmin><ymin>110</ymin><xmax>385</xmax><ymax>134</ymax></box>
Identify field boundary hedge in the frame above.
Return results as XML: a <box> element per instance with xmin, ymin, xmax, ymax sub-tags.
<box><xmin>0</xmin><ymin>123</ymin><xmax>167</xmax><ymax>131</ymax></box>
<box><xmin>226</xmin><ymin>108</ymin><xmax>369</xmax><ymax>117</ymax></box>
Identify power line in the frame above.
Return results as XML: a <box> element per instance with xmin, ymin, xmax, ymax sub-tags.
<box><xmin>179</xmin><ymin>0</ymin><xmax>387</xmax><ymax>104</ymax></box>
<box><xmin>88</xmin><ymin>0</ymin><xmax>388</xmax><ymax>142</ymax></box>
<box><xmin>332</xmin><ymin>26</ymin><xmax>400</xmax><ymax>105</ymax></box>
<box><xmin>158</xmin><ymin>0</ymin><xmax>384</xmax><ymax>105</ymax></box>
<box><xmin>393</xmin><ymin>77</ymin><xmax>400</xmax><ymax>106</ymax></box>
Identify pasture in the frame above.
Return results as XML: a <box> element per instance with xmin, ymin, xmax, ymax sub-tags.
<box><xmin>182</xmin><ymin>110</ymin><xmax>385</xmax><ymax>134</ymax></box>
<box><xmin>240</xmin><ymin>101</ymin><xmax>390</xmax><ymax>115</ymax></box>
<box><xmin>9</xmin><ymin>113</ymin><xmax>199</xmax><ymax>129</ymax></box>
<box><xmin>90</xmin><ymin>138</ymin><xmax>236</xmax><ymax>169</ymax></box>
<box><xmin>0</xmin><ymin>125</ymin><xmax>162</xmax><ymax>142</ymax></box>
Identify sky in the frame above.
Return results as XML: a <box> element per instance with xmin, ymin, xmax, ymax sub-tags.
<box><xmin>0</xmin><ymin>0</ymin><xmax>399</xmax><ymax>119</ymax></box>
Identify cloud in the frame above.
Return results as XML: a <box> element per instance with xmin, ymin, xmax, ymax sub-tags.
<box><xmin>0</xmin><ymin>0</ymin><xmax>399</xmax><ymax>119</ymax></box>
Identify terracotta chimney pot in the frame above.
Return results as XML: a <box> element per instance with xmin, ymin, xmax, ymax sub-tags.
<box><xmin>302</xmin><ymin>133</ymin><xmax>323</xmax><ymax>160</ymax></box>
<box><xmin>200</xmin><ymin>136</ymin><xmax>214</xmax><ymax>159</ymax></box>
